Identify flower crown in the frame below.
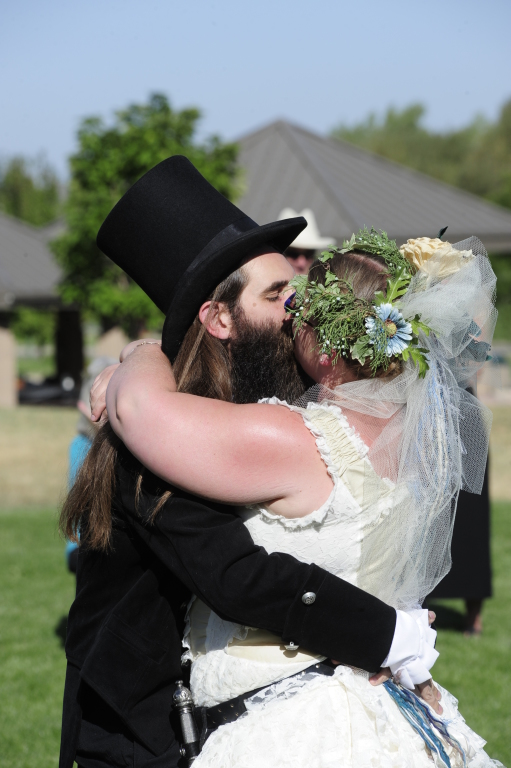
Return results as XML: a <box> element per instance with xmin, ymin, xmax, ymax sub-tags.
<box><xmin>287</xmin><ymin>227</ymin><xmax>474</xmax><ymax>378</ymax></box>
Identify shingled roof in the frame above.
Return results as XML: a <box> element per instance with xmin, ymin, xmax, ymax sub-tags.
<box><xmin>236</xmin><ymin>121</ymin><xmax>511</xmax><ymax>253</ymax></box>
<box><xmin>0</xmin><ymin>212</ymin><xmax>62</xmax><ymax>308</ymax></box>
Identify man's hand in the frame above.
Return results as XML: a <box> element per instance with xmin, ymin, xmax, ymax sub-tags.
<box><xmin>368</xmin><ymin>669</ymin><xmax>442</xmax><ymax>715</ymax></box>
<box><xmin>415</xmin><ymin>679</ymin><xmax>442</xmax><ymax>713</ymax></box>
<box><xmin>368</xmin><ymin>667</ymin><xmax>392</xmax><ymax>685</ymax></box>
<box><xmin>368</xmin><ymin>610</ymin><xmax>442</xmax><ymax>714</ymax></box>
<box><xmin>90</xmin><ymin>364</ymin><xmax>120</xmax><ymax>423</ymax></box>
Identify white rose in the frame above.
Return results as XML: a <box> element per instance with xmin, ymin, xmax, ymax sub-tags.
<box><xmin>399</xmin><ymin>237</ymin><xmax>474</xmax><ymax>279</ymax></box>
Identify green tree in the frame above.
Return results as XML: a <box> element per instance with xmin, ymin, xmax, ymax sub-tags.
<box><xmin>52</xmin><ymin>93</ymin><xmax>240</xmax><ymax>338</ymax></box>
<box><xmin>332</xmin><ymin>100</ymin><xmax>511</xmax><ymax>339</ymax></box>
<box><xmin>331</xmin><ymin>104</ymin><xmax>488</xmax><ymax>190</ymax></box>
<box><xmin>10</xmin><ymin>307</ymin><xmax>56</xmax><ymax>348</ymax></box>
<box><xmin>0</xmin><ymin>156</ymin><xmax>60</xmax><ymax>226</ymax></box>
<box><xmin>466</xmin><ymin>100</ymin><xmax>511</xmax><ymax>210</ymax></box>
<box><xmin>332</xmin><ymin>100</ymin><xmax>511</xmax><ymax>208</ymax></box>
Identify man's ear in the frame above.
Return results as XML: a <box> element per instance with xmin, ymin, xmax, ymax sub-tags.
<box><xmin>198</xmin><ymin>300</ymin><xmax>233</xmax><ymax>340</ymax></box>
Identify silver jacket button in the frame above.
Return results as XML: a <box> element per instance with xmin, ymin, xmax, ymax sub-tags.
<box><xmin>284</xmin><ymin>641</ymin><xmax>299</xmax><ymax>651</ymax></box>
<box><xmin>302</xmin><ymin>591</ymin><xmax>316</xmax><ymax>605</ymax></box>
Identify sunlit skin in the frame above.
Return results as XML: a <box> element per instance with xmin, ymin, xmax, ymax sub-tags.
<box><xmin>293</xmin><ymin>323</ymin><xmax>359</xmax><ymax>390</ymax></box>
<box><xmin>292</xmin><ymin>325</ymin><xmax>388</xmax><ymax>449</ymax></box>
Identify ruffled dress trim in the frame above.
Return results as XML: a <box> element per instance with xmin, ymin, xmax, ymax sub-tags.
<box><xmin>255</xmin><ymin>397</ymin><xmax>367</xmax><ymax>530</ymax></box>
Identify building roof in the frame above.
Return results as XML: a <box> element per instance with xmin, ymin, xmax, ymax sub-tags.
<box><xmin>0</xmin><ymin>212</ymin><xmax>62</xmax><ymax>308</ymax></box>
<box><xmin>236</xmin><ymin>121</ymin><xmax>511</xmax><ymax>253</ymax></box>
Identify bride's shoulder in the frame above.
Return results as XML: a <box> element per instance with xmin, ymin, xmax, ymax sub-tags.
<box><xmin>260</xmin><ymin>396</ymin><xmax>368</xmax><ymax>464</ymax></box>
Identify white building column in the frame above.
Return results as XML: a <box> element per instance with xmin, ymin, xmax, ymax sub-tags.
<box><xmin>0</xmin><ymin>326</ymin><xmax>17</xmax><ymax>407</ymax></box>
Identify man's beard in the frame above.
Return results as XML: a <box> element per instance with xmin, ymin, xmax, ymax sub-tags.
<box><xmin>228</xmin><ymin>310</ymin><xmax>307</xmax><ymax>405</ymax></box>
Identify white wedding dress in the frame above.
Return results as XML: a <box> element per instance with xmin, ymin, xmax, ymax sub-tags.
<box><xmin>184</xmin><ymin>399</ymin><xmax>502</xmax><ymax>768</ymax></box>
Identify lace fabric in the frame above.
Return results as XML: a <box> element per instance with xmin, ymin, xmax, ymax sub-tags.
<box><xmin>195</xmin><ymin>667</ymin><xmax>503</xmax><ymax>768</ymax></box>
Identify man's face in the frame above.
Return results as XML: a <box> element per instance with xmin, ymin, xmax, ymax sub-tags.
<box><xmin>237</xmin><ymin>248</ymin><xmax>295</xmax><ymax>330</ymax></box>
<box><xmin>229</xmin><ymin>248</ymin><xmax>305</xmax><ymax>403</ymax></box>
<box><xmin>198</xmin><ymin>246</ymin><xmax>306</xmax><ymax>403</ymax></box>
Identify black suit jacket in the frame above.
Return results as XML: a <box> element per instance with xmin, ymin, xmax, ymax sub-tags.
<box><xmin>60</xmin><ymin>446</ymin><xmax>396</xmax><ymax>767</ymax></box>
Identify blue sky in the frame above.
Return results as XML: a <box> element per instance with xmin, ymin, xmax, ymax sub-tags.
<box><xmin>1</xmin><ymin>0</ymin><xmax>510</xmax><ymax>177</ymax></box>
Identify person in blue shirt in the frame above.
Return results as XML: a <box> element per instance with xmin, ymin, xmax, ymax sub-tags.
<box><xmin>65</xmin><ymin>356</ymin><xmax>117</xmax><ymax>573</ymax></box>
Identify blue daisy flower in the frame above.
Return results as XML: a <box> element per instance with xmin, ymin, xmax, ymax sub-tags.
<box><xmin>365</xmin><ymin>303</ymin><xmax>412</xmax><ymax>356</ymax></box>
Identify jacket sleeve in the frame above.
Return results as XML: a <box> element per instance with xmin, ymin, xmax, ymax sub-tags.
<box><xmin>121</xmin><ymin>472</ymin><xmax>396</xmax><ymax>673</ymax></box>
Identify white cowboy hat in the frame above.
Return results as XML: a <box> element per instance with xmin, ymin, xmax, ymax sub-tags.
<box><xmin>277</xmin><ymin>208</ymin><xmax>335</xmax><ymax>250</ymax></box>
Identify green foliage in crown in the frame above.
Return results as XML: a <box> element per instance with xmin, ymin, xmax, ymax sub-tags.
<box><xmin>336</xmin><ymin>227</ymin><xmax>411</xmax><ymax>276</ymax></box>
<box><xmin>288</xmin><ymin>228</ymin><xmax>432</xmax><ymax>377</ymax></box>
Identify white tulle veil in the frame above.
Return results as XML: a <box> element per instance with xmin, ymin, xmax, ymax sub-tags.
<box><xmin>293</xmin><ymin>237</ymin><xmax>497</xmax><ymax>610</ymax></box>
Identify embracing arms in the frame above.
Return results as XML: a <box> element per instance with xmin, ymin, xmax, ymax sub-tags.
<box><xmin>101</xmin><ymin>343</ymin><xmax>332</xmax><ymax>516</ymax></box>
<box><xmin>91</xmin><ymin>342</ymin><xmax>441</xmax><ymax>709</ymax></box>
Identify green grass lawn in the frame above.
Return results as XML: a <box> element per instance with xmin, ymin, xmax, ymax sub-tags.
<box><xmin>0</xmin><ymin>504</ymin><xmax>509</xmax><ymax>767</ymax></box>
<box><xmin>429</xmin><ymin>500</ymin><xmax>511</xmax><ymax>764</ymax></box>
<box><xmin>0</xmin><ymin>509</ymin><xmax>75</xmax><ymax>767</ymax></box>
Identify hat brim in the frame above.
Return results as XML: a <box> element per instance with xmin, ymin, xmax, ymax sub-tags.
<box><xmin>162</xmin><ymin>216</ymin><xmax>306</xmax><ymax>361</ymax></box>
<box><xmin>287</xmin><ymin>236</ymin><xmax>336</xmax><ymax>251</ymax></box>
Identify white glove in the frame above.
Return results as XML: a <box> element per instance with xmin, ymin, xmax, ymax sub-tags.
<box><xmin>382</xmin><ymin>609</ymin><xmax>439</xmax><ymax>690</ymax></box>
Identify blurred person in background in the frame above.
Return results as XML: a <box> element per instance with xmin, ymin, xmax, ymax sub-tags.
<box><xmin>65</xmin><ymin>356</ymin><xmax>117</xmax><ymax>573</ymax></box>
<box><xmin>429</xmin><ymin>457</ymin><xmax>492</xmax><ymax>635</ymax></box>
<box><xmin>278</xmin><ymin>208</ymin><xmax>335</xmax><ymax>274</ymax></box>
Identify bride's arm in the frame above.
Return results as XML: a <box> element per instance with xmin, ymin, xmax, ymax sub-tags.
<box><xmin>104</xmin><ymin>343</ymin><xmax>332</xmax><ymax>512</ymax></box>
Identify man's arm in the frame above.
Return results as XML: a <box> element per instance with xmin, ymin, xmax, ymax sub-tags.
<box><xmin>120</xmin><ymin>462</ymin><xmax>439</xmax><ymax>710</ymax></box>
<box><xmin>119</xmin><ymin>464</ymin><xmax>397</xmax><ymax>673</ymax></box>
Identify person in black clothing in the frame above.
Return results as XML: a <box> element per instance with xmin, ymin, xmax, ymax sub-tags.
<box><xmin>59</xmin><ymin>157</ymin><xmax>438</xmax><ymax>768</ymax></box>
<box><xmin>429</xmin><ymin>457</ymin><xmax>492</xmax><ymax>635</ymax></box>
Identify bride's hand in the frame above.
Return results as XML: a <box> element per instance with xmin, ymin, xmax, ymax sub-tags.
<box><xmin>90</xmin><ymin>339</ymin><xmax>162</xmax><ymax>422</ymax></box>
<box><xmin>90</xmin><ymin>364</ymin><xmax>120</xmax><ymax>422</ymax></box>
<box><xmin>119</xmin><ymin>338</ymin><xmax>161</xmax><ymax>362</ymax></box>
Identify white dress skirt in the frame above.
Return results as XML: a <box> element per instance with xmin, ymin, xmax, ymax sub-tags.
<box><xmin>183</xmin><ymin>400</ymin><xmax>503</xmax><ymax>768</ymax></box>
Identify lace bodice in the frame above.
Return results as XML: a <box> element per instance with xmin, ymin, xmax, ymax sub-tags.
<box><xmin>239</xmin><ymin>398</ymin><xmax>400</xmax><ymax>579</ymax></box>
<box><xmin>185</xmin><ymin>398</ymin><xmax>409</xmax><ymax>706</ymax></box>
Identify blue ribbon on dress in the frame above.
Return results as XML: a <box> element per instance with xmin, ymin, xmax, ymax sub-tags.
<box><xmin>383</xmin><ymin>680</ymin><xmax>466</xmax><ymax>767</ymax></box>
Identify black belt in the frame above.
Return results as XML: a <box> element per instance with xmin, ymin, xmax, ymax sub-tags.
<box><xmin>201</xmin><ymin>660</ymin><xmax>335</xmax><ymax>741</ymax></box>
<box><xmin>175</xmin><ymin>660</ymin><xmax>337</xmax><ymax>764</ymax></box>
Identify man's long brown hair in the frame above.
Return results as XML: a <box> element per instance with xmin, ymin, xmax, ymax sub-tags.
<box><xmin>60</xmin><ymin>267</ymin><xmax>248</xmax><ymax>551</ymax></box>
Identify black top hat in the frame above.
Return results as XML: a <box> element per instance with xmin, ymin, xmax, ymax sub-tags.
<box><xmin>97</xmin><ymin>156</ymin><xmax>306</xmax><ymax>361</ymax></box>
